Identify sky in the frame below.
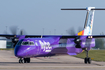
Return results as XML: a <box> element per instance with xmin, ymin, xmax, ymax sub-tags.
<box><xmin>0</xmin><ymin>0</ymin><xmax>105</xmax><ymax>35</ymax></box>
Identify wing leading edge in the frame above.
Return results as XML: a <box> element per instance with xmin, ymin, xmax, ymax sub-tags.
<box><xmin>0</xmin><ymin>34</ymin><xmax>105</xmax><ymax>39</ymax></box>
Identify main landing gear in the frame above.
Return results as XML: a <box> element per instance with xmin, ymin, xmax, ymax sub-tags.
<box><xmin>84</xmin><ymin>49</ymin><xmax>91</xmax><ymax>64</ymax></box>
<box><xmin>19</xmin><ymin>58</ymin><xmax>30</xmax><ymax>63</ymax></box>
<box><xmin>24</xmin><ymin>58</ymin><xmax>30</xmax><ymax>63</ymax></box>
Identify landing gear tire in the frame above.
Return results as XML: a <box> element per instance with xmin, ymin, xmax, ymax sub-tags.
<box><xmin>84</xmin><ymin>49</ymin><xmax>91</xmax><ymax>64</ymax></box>
<box><xmin>24</xmin><ymin>58</ymin><xmax>30</xmax><ymax>63</ymax></box>
<box><xmin>27</xmin><ymin>58</ymin><xmax>30</xmax><ymax>63</ymax></box>
<box><xmin>24</xmin><ymin>58</ymin><xmax>27</xmax><ymax>63</ymax></box>
<box><xmin>84</xmin><ymin>57</ymin><xmax>91</xmax><ymax>64</ymax></box>
<box><xmin>87</xmin><ymin>57</ymin><xmax>91</xmax><ymax>64</ymax></box>
<box><xmin>84</xmin><ymin>58</ymin><xmax>88</xmax><ymax>64</ymax></box>
<box><xmin>19</xmin><ymin>58</ymin><xmax>23</xmax><ymax>63</ymax></box>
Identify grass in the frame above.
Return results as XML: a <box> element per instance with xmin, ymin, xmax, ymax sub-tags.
<box><xmin>0</xmin><ymin>48</ymin><xmax>14</xmax><ymax>50</ymax></box>
<box><xmin>74</xmin><ymin>50</ymin><xmax>105</xmax><ymax>62</ymax></box>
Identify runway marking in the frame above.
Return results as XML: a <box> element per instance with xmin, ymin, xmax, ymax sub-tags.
<box><xmin>10</xmin><ymin>57</ymin><xmax>16</xmax><ymax>58</ymax></box>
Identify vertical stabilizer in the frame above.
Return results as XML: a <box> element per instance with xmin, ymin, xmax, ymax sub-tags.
<box><xmin>83</xmin><ymin>7</ymin><xmax>95</xmax><ymax>35</ymax></box>
<box><xmin>77</xmin><ymin>7</ymin><xmax>95</xmax><ymax>36</ymax></box>
<box><xmin>61</xmin><ymin>7</ymin><xmax>105</xmax><ymax>36</ymax></box>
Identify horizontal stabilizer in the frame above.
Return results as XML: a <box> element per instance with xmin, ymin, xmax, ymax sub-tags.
<box><xmin>61</xmin><ymin>8</ymin><xmax>105</xmax><ymax>10</ymax></box>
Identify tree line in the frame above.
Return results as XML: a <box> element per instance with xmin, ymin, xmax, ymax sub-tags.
<box><xmin>95</xmin><ymin>38</ymin><xmax>105</xmax><ymax>49</ymax></box>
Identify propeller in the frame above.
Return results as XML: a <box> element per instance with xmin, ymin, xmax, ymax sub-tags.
<box><xmin>74</xmin><ymin>36</ymin><xmax>81</xmax><ymax>48</ymax></box>
<box><xmin>66</xmin><ymin>26</ymin><xmax>83</xmax><ymax>35</ymax></box>
<box><xmin>19</xmin><ymin>29</ymin><xmax>27</xmax><ymax>35</ymax></box>
<box><xmin>66</xmin><ymin>26</ymin><xmax>83</xmax><ymax>48</ymax></box>
<box><xmin>8</xmin><ymin>26</ymin><xmax>26</xmax><ymax>48</ymax></box>
<box><xmin>66</xmin><ymin>27</ymin><xmax>76</xmax><ymax>35</ymax></box>
<box><xmin>9</xmin><ymin>26</ymin><xmax>27</xmax><ymax>35</ymax></box>
<box><xmin>10</xmin><ymin>26</ymin><xmax>18</xmax><ymax>35</ymax></box>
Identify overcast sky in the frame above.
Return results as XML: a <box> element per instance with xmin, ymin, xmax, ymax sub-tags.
<box><xmin>0</xmin><ymin>0</ymin><xmax>105</xmax><ymax>35</ymax></box>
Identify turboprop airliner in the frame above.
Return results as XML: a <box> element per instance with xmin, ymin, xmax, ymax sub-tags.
<box><xmin>0</xmin><ymin>7</ymin><xmax>105</xmax><ymax>64</ymax></box>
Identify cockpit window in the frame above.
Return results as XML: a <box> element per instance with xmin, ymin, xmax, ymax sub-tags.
<box><xmin>21</xmin><ymin>42</ymin><xmax>29</xmax><ymax>45</ymax></box>
<box><xmin>17</xmin><ymin>41</ymin><xmax>35</xmax><ymax>46</ymax></box>
<box><xmin>21</xmin><ymin>41</ymin><xmax>35</xmax><ymax>46</ymax></box>
<box><xmin>16</xmin><ymin>39</ymin><xmax>23</xmax><ymax>46</ymax></box>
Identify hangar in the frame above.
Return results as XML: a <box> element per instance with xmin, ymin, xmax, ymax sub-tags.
<box><xmin>0</xmin><ymin>39</ymin><xmax>13</xmax><ymax>49</ymax></box>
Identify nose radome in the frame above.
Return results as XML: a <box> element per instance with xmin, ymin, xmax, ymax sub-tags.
<box><xmin>15</xmin><ymin>46</ymin><xmax>36</xmax><ymax>58</ymax></box>
<box><xmin>15</xmin><ymin>49</ymin><xmax>26</xmax><ymax>57</ymax></box>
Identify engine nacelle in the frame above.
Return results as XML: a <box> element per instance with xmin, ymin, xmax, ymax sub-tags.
<box><xmin>12</xmin><ymin>37</ymin><xmax>19</xmax><ymax>43</ymax></box>
<box><xmin>12</xmin><ymin>37</ymin><xmax>19</xmax><ymax>47</ymax></box>
<box><xmin>67</xmin><ymin>38</ymin><xmax>95</xmax><ymax>49</ymax></box>
<box><xmin>74</xmin><ymin>37</ymin><xmax>81</xmax><ymax>44</ymax></box>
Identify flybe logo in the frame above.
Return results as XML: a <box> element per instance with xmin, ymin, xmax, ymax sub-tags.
<box><xmin>39</xmin><ymin>40</ymin><xmax>52</xmax><ymax>52</ymax></box>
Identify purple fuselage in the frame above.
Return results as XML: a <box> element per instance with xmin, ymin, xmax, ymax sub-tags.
<box><xmin>14</xmin><ymin>37</ymin><xmax>95</xmax><ymax>58</ymax></box>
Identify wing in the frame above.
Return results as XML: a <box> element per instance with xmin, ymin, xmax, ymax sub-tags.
<box><xmin>1</xmin><ymin>34</ymin><xmax>105</xmax><ymax>38</ymax></box>
<box><xmin>0</xmin><ymin>34</ymin><xmax>42</xmax><ymax>38</ymax></box>
<box><xmin>25</xmin><ymin>35</ymin><xmax>77</xmax><ymax>38</ymax></box>
<box><xmin>25</xmin><ymin>35</ymin><xmax>105</xmax><ymax>39</ymax></box>
<box><xmin>92</xmin><ymin>35</ymin><xmax>105</xmax><ymax>38</ymax></box>
<box><xmin>0</xmin><ymin>34</ymin><xmax>15</xmax><ymax>37</ymax></box>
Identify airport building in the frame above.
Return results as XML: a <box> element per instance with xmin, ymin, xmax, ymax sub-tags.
<box><xmin>0</xmin><ymin>39</ymin><xmax>13</xmax><ymax>48</ymax></box>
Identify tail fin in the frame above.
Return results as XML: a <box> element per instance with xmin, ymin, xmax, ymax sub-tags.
<box><xmin>78</xmin><ymin>7</ymin><xmax>95</xmax><ymax>35</ymax></box>
<box><xmin>77</xmin><ymin>30</ymin><xmax>84</xmax><ymax>36</ymax></box>
<box><xmin>83</xmin><ymin>7</ymin><xmax>95</xmax><ymax>35</ymax></box>
<box><xmin>61</xmin><ymin>7</ymin><xmax>105</xmax><ymax>36</ymax></box>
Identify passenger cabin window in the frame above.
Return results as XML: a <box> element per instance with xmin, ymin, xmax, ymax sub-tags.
<box><xmin>30</xmin><ymin>42</ymin><xmax>34</xmax><ymax>45</ymax></box>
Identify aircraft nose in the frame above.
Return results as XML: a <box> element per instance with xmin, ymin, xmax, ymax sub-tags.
<box><xmin>14</xmin><ymin>45</ymin><xmax>28</xmax><ymax>57</ymax></box>
<box><xmin>15</xmin><ymin>49</ymin><xmax>26</xmax><ymax>57</ymax></box>
<box><xmin>15</xmin><ymin>46</ymin><xmax>35</xmax><ymax>58</ymax></box>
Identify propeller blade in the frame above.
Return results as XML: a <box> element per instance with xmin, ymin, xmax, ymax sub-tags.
<box><xmin>78</xmin><ymin>26</ymin><xmax>83</xmax><ymax>32</ymax></box>
<box><xmin>18</xmin><ymin>29</ymin><xmax>27</xmax><ymax>35</ymax></box>
<box><xmin>67</xmin><ymin>27</ymin><xmax>76</xmax><ymax>35</ymax></box>
<box><xmin>10</xmin><ymin>26</ymin><xmax>18</xmax><ymax>35</ymax></box>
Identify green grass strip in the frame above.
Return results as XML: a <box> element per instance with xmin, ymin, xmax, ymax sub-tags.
<box><xmin>74</xmin><ymin>50</ymin><xmax>105</xmax><ymax>62</ymax></box>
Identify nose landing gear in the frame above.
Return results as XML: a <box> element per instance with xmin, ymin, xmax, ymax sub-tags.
<box><xmin>19</xmin><ymin>58</ymin><xmax>30</xmax><ymax>63</ymax></box>
<box><xmin>19</xmin><ymin>58</ymin><xmax>23</xmax><ymax>63</ymax></box>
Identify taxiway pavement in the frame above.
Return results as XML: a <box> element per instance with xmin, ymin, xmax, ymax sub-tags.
<box><xmin>0</xmin><ymin>50</ymin><xmax>105</xmax><ymax>70</ymax></box>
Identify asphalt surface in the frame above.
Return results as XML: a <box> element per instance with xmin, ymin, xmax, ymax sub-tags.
<box><xmin>0</xmin><ymin>50</ymin><xmax>105</xmax><ymax>70</ymax></box>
